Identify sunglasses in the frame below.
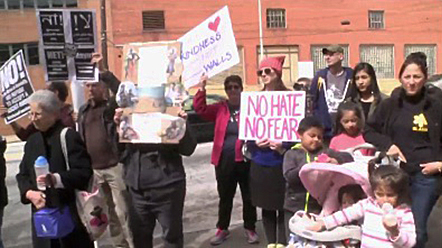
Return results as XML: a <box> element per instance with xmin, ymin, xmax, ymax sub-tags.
<box><xmin>225</xmin><ymin>85</ymin><xmax>241</xmax><ymax>91</ymax></box>
<box><xmin>257</xmin><ymin>68</ymin><xmax>274</xmax><ymax>77</ymax></box>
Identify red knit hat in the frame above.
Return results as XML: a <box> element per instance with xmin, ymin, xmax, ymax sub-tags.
<box><xmin>259</xmin><ymin>56</ymin><xmax>285</xmax><ymax>76</ymax></box>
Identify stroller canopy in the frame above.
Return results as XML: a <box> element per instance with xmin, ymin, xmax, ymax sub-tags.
<box><xmin>299</xmin><ymin>162</ymin><xmax>372</xmax><ymax>216</ymax></box>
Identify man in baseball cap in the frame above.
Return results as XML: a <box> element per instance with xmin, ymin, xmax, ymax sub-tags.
<box><xmin>322</xmin><ymin>44</ymin><xmax>344</xmax><ymax>55</ymax></box>
<box><xmin>309</xmin><ymin>44</ymin><xmax>353</xmax><ymax>143</ymax></box>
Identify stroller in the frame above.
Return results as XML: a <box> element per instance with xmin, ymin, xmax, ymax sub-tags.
<box><xmin>288</xmin><ymin>144</ymin><xmax>377</xmax><ymax>248</ymax></box>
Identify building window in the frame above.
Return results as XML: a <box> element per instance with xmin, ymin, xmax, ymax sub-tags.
<box><xmin>369</xmin><ymin>10</ymin><xmax>384</xmax><ymax>29</ymax></box>
<box><xmin>7</xmin><ymin>0</ymin><xmax>21</xmax><ymax>9</ymax></box>
<box><xmin>405</xmin><ymin>45</ymin><xmax>437</xmax><ymax>76</ymax></box>
<box><xmin>266</xmin><ymin>8</ymin><xmax>286</xmax><ymax>28</ymax></box>
<box><xmin>142</xmin><ymin>10</ymin><xmax>165</xmax><ymax>31</ymax></box>
<box><xmin>311</xmin><ymin>45</ymin><xmax>349</xmax><ymax>74</ymax></box>
<box><xmin>0</xmin><ymin>0</ymin><xmax>78</xmax><ymax>10</ymax></box>
<box><xmin>0</xmin><ymin>42</ymin><xmax>40</xmax><ymax>66</ymax></box>
<box><xmin>360</xmin><ymin>45</ymin><xmax>394</xmax><ymax>79</ymax></box>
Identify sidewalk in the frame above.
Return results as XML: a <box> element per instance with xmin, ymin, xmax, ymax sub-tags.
<box><xmin>154</xmin><ymin>221</ymin><xmax>266</xmax><ymax>248</ymax></box>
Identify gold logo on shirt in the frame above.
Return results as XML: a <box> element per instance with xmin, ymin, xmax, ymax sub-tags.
<box><xmin>413</xmin><ymin>113</ymin><xmax>428</xmax><ymax>132</ymax></box>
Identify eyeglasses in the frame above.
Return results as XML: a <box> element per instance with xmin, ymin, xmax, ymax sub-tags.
<box><xmin>225</xmin><ymin>85</ymin><xmax>241</xmax><ymax>91</ymax></box>
<box><xmin>257</xmin><ymin>68</ymin><xmax>273</xmax><ymax>77</ymax></box>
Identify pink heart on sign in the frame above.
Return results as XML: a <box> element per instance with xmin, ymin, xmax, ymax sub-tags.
<box><xmin>208</xmin><ymin>16</ymin><xmax>221</xmax><ymax>32</ymax></box>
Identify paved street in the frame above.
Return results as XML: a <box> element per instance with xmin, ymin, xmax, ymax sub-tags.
<box><xmin>2</xmin><ymin>141</ymin><xmax>442</xmax><ymax>247</ymax></box>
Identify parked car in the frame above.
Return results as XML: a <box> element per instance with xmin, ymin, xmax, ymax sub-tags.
<box><xmin>183</xmin><ymin>94</ymin><xmax>226</xmax><ymax>143</ymax></box>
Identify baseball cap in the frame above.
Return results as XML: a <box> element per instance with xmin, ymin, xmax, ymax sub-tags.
<box><xmin>322</xmin><ymin>44</ymin><xmax>344</xmax><ymax>55</ymax></box>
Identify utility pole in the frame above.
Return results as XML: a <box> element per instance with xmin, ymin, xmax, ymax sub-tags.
<box><xmin>258</xmin><ymin>0</ymin><xmax>264</xmax><ymax>60</ymax></box>
<box><xmin>100</xmin><ymin>0</ymin><xmax>109</xmax><ymax>69</ymax></box>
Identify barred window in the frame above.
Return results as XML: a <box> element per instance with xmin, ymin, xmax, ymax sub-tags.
<box><xmin>0</xmin><ymin>42</ymin><xmax>40</xmax><ymax>66</ymax></box>
<box><xmin>2</xmin><ymin>0</ymin><xmax>77</xmax><ymax>9</ymax></box>
<box><xmin>266</xmin><ymin>8</ymin><xmax>286</xmax><ymax>29</ymax></box>
<box><xmin>369</xmin><ymin>10</ymin><xmax>384</xmax><ymax>29</ymax></box>
<box><xmin>404</xmin><ymin>45</ymin><xmax>437</xmax><ymax>76</ymax></box>
<box><xmin>360</xmin><ymin>45</ymin><xmax>394</xmax><ymax>79</ymax></box>
<box><xmin>142</xmin><ymin>10</ymin><xmax>165</xmax><ymax>31</ymax></box>
<box><xmin>311</xmin><ymin>45</ymin><xmax>350</xmax><ymax>74</ymax></box>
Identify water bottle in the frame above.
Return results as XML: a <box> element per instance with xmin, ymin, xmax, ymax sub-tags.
<box><xmin>34</xmin><ymin>156</ymin><xmax>49</xmax><ymax>191</ymax></box>
<box><xmin>382</xmin><ymin>203</ymin><xmax>397</xmax><ymax>228</ymax></box>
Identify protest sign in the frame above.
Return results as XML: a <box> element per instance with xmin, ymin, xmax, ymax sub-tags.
<box><xmin>118</xmin><ymin>41</ymin><xmax>187</xmax><ymax>144</ymax></box>
<box><xmin>178</xmin><ymin>6</ymin><xmax>239</xmax><ymax>89</ymax></box>
<box><xmin>298</xmin><ymin>61</ymin><xmax>314</xmax><ymax>79</ymax></box>
<box><xmin>37</xmin><ymin>9</ymin><xmax>98</xmax><ymax>82</ymax></box>
<box><xmin>0</xmin><ymin>50</ymin><xmax>35</xmax><ymax>124</ymax></box>
<box><xmin>239</xmin><ymin>91</ymin><xmax>306</xmax><ymax>142</ymax></box>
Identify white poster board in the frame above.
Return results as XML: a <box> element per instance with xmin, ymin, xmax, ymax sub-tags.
<box><xmin>178</xmin><ymin>6</ymin><xmax>239</xmax><ymax>89</ymax></box>
<box><xmin>0</xmin><ymin>50</ymin><xmax>35</xmax><ymax>124</ymax></box>
<box><xmin>239</xmin><ymin>91</ymin><xmax>306</xmax><ymax>142</ymax></box>
<box><xmin>298</xmin><ymin>61</ymin><xmax>314</xmax><ymax>79</ymax></box>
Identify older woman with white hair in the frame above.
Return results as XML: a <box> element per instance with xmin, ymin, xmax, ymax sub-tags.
<box><xmin>16</xmin><ymin>90</ymin><xmax>93</xmax><ymax>248</ymax></box>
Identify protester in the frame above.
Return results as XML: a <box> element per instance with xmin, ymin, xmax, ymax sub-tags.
<box><xmin>347</xmin><ymin>62</ymin><xmax>387</xmax><ymax>121</ymax></box>
<box><xmin>305</xmin><ymin>163</ymin><xmax>416</xmax><ymax>248</ymax></box>
<box><xmin>193</xmin><ymin>74</ymin><xmax>258</xmax><ymax>245</ymax></box>
<box><xmin>16</xmin><ymin>90</ymin><xmax>93</xmax><ymax>248</ymax></box>
<box><xmin>6</xmin><ymin>82</ymin><xmax>75</xmax><ymax>141</ymax></box>
<box><xmin>293</xmin><ymin>77</ymin><xmax>311</xmax><ymax>91</ymax></box>
<box><xmin>0</xmin><ymin>136</ymin><xmax>6</xmax><ymax>248</ymax></box>
<box><xmin>364</xmin><ymin>52</ymin><xmax>442</xmax><ymax>248</ymax></box>
<box><xmin>329</xmin><ymin>101</ymin><xmax>370</xmax><ymax>154</ymax></box>
<box><xmin>247</xmin><ymin>56</ymin><xmax>291</xmax><ymax>248</ymax></box>
<box><xmin>77</xmin><ymin>54</ymin><xmax>134</xmax><ymax>248</ymax></box>
<box><xmin>114</xmin><ymin>102</ymin><xmax>197</xmax><ymax>247</ymax></box>
<box><xmin>283</xmin><ymin>116</ymin><xmax>353</xmax><ymax>239</ymax></box>
<box><xmin>310</xmin><ymin>45</ymin><xmax>353</xmax><ymax>141</ymax></box>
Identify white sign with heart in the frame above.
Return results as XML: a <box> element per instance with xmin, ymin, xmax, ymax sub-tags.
<box><xmin>178</xmin><ymin>6</ymin><xmax>240</xmax><ymax>89</ymax></box>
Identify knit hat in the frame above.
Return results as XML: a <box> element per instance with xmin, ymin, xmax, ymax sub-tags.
<box><xmin>259</xmin><ymin>56</ymin><xmax>285</xmax><ymax>76</ymax></box>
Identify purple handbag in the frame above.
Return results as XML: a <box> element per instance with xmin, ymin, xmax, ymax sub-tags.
<box><xmin>33</xmin><ymin>174</ymin><xmax>75</xmax><ymax>238</ymax></box>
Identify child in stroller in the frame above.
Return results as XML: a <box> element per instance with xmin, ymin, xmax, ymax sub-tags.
<box><xmin>288</xmin><ymin>155</ymin><xmax>416</xmax><ymax>248</ymax></box>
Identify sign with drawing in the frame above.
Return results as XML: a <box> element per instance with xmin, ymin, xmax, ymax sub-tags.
<box><xmin>118</xmin><ymin>41</ymin><xmax>187</xmax><ymax>144</ymax></box>
<box><xmin>178</xmin><ymin>6</ymin><xmax>240</xmax><ymax>89</ymax></box>
<box><xmin>0</xmin><ymin>50</ymin><xmax>35</xmax><ymax>124</ymax></box>
<box><xmin>239</xmin><ymin>91</ymin><xmax>306</xmax><ymax>142</ymax></box>
<box><xmin>37</xmin><ymin>9</ymin><xmax>98</xmax><ymax>82</ymax></box>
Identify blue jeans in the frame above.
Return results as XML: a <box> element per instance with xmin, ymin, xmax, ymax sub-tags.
<box><xmin>410</xmin><ymin>172</ymin><xmax>440</xmax><ymax>248</ymax></box>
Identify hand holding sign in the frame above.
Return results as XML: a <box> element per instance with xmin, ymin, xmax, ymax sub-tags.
<box><xmin>91</xmin><ymin>53</ymin><xmax>104</xmax><ymax>72</ymax></box>
<box><xmin>196</xmin><ymin>74</ymin><xmax>208</xmax><ymax>90</ymax></box>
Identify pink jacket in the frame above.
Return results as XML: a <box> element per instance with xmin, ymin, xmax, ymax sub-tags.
<box><xmin>193</xmin><ymin>89</ymin><xmax>244</xmax><ymax>166</ymax></box>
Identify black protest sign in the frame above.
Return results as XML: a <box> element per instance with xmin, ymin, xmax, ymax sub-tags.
<box><xmin>75</xmin><ymin>48</ymin><xmax>96</xmax><ymax>80</ymax></box>
<box><xmin>37</xmin><ymin>9</ymin><xmax>98</xmax><ymax>82</ymax></box>
<box><xmin>44</xmin><ymin>48</ymin><xmax>69</xmax><ymax>81</ymax></box>
<box><xmin>0</xmin><ymin>50</ymin><xmax>35</xmax><ymax>124</ymax></box>
<box><xmin>38</xmin><ymin>10</ymin><xmax>65</xmax><ymax>46</ymax></box>
<box><xmin>71</xmin><ymin>11</ymin><xmax>95</xmax><ymax>45</ymax></box>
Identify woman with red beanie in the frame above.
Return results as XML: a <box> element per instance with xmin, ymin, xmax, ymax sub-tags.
<box><xmin>247</xmin><ymin>56</ymin><xmax>291</xmax><ymax>248</ymax></box>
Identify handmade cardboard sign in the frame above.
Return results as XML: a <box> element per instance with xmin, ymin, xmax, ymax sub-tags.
<box><xmin>178</xmin><ymin>6</ymin><xmax>239</xmax><ymax>89</ymax></box>
<box><xmin>37</xmin><ymin>9</ymin><xmax>98</xmax><ymax>82</ymax></box>
<box><xmin>118</xmin><ymin>41</ymin><xmax>187</xmax><ymax>144</ymax></box>
<box><xmin>239</xmin><ymin>91</ymin><xmax>306</xmax><ymax>142</ymax></box>
<box><xmin>0</xmin><ymin>50</ymin><xmax>35</xmax><ymax>124</ymax></box>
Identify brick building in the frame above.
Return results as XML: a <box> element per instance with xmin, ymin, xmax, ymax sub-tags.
<box><xmin>0</xmin><ymin>0</ymin><xmax>102</xmax><ymax>134</ymax></box>
<box><xmin>0</xmin><ymin>0</ymin><xmax>441</xmax><ymax>134</ymax></box>
<box><xmin>106</xmin><ymin>0</ymin><xmax>442</xmax><ymax>92</ymax></box>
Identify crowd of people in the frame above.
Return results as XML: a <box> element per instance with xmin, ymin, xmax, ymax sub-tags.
<box><xmin>0</xmin><ymin>44</ymin><xmax>438</xmax><ymax>248</ymax></box>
